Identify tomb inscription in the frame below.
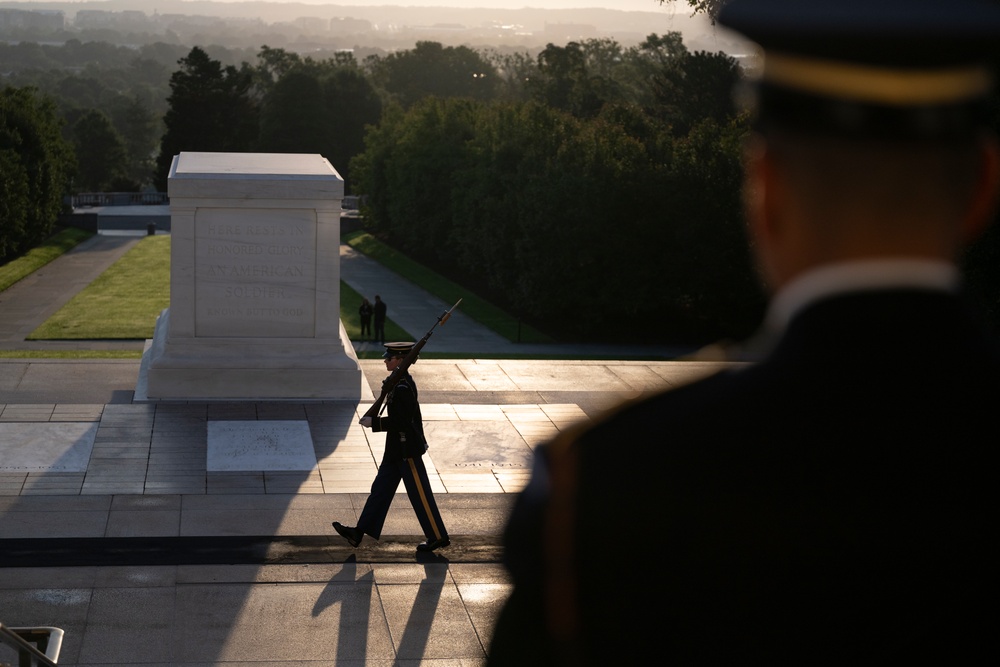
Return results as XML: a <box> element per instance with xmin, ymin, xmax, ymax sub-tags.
<box><xmin>194</xmin><ymin>208</ymin><xmax>317</xmax><ymax>337</ymax></box>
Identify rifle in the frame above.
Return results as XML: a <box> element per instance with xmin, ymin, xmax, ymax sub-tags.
<box><xmin>362</xmin><ymin>298</ymin><xmax>462</xmax><ymax>420</ymax></box>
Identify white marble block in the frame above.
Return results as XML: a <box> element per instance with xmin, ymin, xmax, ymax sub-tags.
<box><xmin>139</xmin><ymin>152</ymin><xmax>366</xmax><ymax>400</ymax></box>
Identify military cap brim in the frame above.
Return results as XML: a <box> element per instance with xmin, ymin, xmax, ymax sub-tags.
<box><xmin>383</xmin><ymin>342</ymin><xmax>415</xmax><ymax>359</ymax></box>
<box><xmin>717</xmin><ymin>0</ymin><xmax>1000</xmax><ymax>138</ymax></box>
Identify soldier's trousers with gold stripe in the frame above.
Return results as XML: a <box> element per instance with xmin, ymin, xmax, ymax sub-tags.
<box><xmin>357</xmin><ymin>453</ymin><xmax>448</xmax><ymax>542</ymax></box>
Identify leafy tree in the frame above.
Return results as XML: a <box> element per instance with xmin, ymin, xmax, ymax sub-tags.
<box><xmin>483</xmin><ymin>49</ymin><xmax>538</xmax><ymax>103</ymax></box>
<box><xmin>107</xmin><ymin>96</ymin><xmax>160</xmax><ymax>188</ymax></box>
<box><xmin>462</xmin><ymin>103</ymin><xmax>658</xmax><ymax>332</ymax></box>
<box><xmin>529</xmin><ymin>39</ymin><xmax>638</xmax><ymax>119</ymax></box>
<box><xmin>369</xmin><ymin>41</ymin><xmax>498</xmax><ymax>108</ymax></box>
<box><xmin>137</xmin><ymin>42</ymin><xmax>192</xmax><ymax>68</ymax></box>
<box><xmin>350</xmin><ymin>102</ymin><xmax>407</xmax><ymax>231</ymax></box>
<box><xmin>531</xmin><ymin>42</ymin><xmax>603</xmax><ymax>118</ymax></box>
<box><xmin>660</xmin><ymin>116</ymin><xmax>764</xmax><ymax>340</ymax></box>
<box><xmin>129</xmin><ymin>52</ymin><xmax>177</xmax><ymax>91</ymax></box>
<box><xmin>660</xmin><ymin>0</ymin><xmax>725</xmax><ymax>20</ymax></box>
<box><xmin>0</xmin><ymin>41</ymin><xmax>49</xmax><ymax>69</ymax></box>
<box><xmin>620</xmin><ymin>32</ymin><xmax>688</xmax><ymax>111</ymax></box>
<box><xmin>354</xmin><ymin>91</ymin><xmax>762</xmax><ymax>342</ymax></box>
<box><xmin>255</xmin><ymin>48</ymin><xmax>382</xmax><ymax>188</ymax></box>
<box><xmin>258</xmin><ymin>68</ymin><xmax>327</xmax><ymax>154</ymax></box>
<box><xmin>357</xmin><ymin>97</ymin><xmax>479</xmax><ymax>258</ymax></box>
<box><xmin>579</xmin><ymin>38</ymin><xmax>628</xmax><ymax>83</ymax></box>
<box><xmin>71</xmin><ymin>109</ymin><xmax>129</xmax><ymax>191</ymax></box>
<box><xmin>652</xmin><ymin>49</ymin><xmax>741</xmax><ymax>135</ymax></box>
<box><xmin>0</xmin><ymin>86</ymin><xmax>75</xmax><ymax>261</ymax></box>
<box><xmin>636</xmin><ymin>32</ymin><xmax>689</xmax><ymax>69</ymax></box>
<box><xmin>63</xmin><ymin>39</ymin><xmax>125</xmax><ymax>68</ymax></box>
<box><xmin>321</xmin><ymin>66</ymin><xmax>383</xmax><ymax>187</ymax></box>
<box><xmin>26</xmin><ymin>73</ymin><xmax>163</xmax><ymax>190</ymax></box>
<box><xmin>0</xmin><ymin>147</ymin><xmax>31</xmax><ymax>259</ymax></box>
<box><xmin>154</xmin><ymin>46</ymin><xmax>260</xmax><ymax>189</ymax></box>
<box><xmin>449</xmin><ymin>101</ymin><xmax>579</xmax><ymax>310</ymax></box>
<box><xmin>52</xmin><ymin>74</ymin><xmax>108</xmax><ymax>111</ymax></box>
<box><xmin>255</xmin><ymin>46</ymin><xmax>305</xmax><ymax>86</ymax></box>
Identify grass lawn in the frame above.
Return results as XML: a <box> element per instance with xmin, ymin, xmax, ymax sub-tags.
<box><xmin>23</xmin><ymin>235</ymin><xmax>419</xmax><ymax>348</ymax></box>
<box><xmin>8</xmin><ymin>229</ymin><xmax>552</xmax><ymax>360</ymax></box>
<box><xmin>0</xmin><ymin>349</ymin><xmax>142</xmax><ymax>359</ymax></box>
<box><xmin>0</xmin><ymin>227</ymin><xmax>93</xmax><ymax>292</ymax></box>
<box><xmin>28</xmin><ymin>235</ymin><xmax>171</xmax><ymax>340</ymax></box>
<box><xmin>343</xmin><ymin>230</ymin><xmax>553</xmax><ymax>344</ymax></box>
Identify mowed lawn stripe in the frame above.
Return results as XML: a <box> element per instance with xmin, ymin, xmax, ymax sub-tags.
<box><xmin>28</xmin><ymin>235</ymin><xmax>171</xmax><ymax>340</ymax></box>
<box><xmin>26</xmin><ymin>235</ymin><xmax>411</xmax><ymax>343</ymax></box>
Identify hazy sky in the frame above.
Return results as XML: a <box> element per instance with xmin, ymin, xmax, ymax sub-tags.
<box><xmin>183</xmin><ymin>1</ymin><xmax>676</xmax><ymax>10</ymax></box>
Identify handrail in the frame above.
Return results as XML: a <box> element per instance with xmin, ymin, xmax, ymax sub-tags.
<box><xmin>0</xmin><ymin>622</ymin><xmax>62</xmax><ymax>666</ymax></box>
<box><xmin>70</xmin><ymin>192</ymin><xmax>169</xmax><ymax>208</ymax></box>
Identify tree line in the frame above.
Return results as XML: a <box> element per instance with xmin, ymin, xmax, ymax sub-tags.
<box><xmin>2</xmin><ymin>31</ymin><xmax>761</xmax><ymax>343</ymax></box>
<box><xmin>147</xmin><ymin>33</ymin><xmax>1000</xmax><ymax>343</ymax></box>
<box><xmin>3</xmin><ymin>28</ymin><xmax>999</xmax><ymax>344</ymax></box>
<box><xmin>147</xmin><ymin>35</ymin><xmax>764</xmax><ymax>343</ymax></box>
<box><xmin>351</xmin><ymin>98</ymin><xmax>762</xmax><ymax>344</ymax></box>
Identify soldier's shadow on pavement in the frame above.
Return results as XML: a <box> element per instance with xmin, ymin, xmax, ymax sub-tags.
<box><xmin>312</xmin><ymin>555</ymin><xmax>375</xmax><ymax>663</ymax></box>
<box><xmin>311</xmin><ymin>557</ymin><xmax>450</xmax><ymax>662</ymax></box>
<box><xmin>394</xmin><ymin>562</ymin><xmax>447</xmax><ymax>662</ymax></box>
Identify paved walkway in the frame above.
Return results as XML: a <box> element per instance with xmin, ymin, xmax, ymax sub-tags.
<box><xmin>340</xmin><ymin>243</ymin><xmax>512</xmax><ymax>355</ymax></box>
<box><xmin>340</xmin><ymin>244</ymin><xmax>682</xmax><ymax>358</ymax></box>
<box><xmin>0</xmin><ymin>234</ymin><xmax>143</xmax><ymax>352</ymax></box>
<box><xmin>0</xmin><ymin>231</ymin><xmax>735</xmax><ymax>665</ymax></box>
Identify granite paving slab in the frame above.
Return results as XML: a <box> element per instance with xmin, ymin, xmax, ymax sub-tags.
<box><xmin>207</xmin><ymin>420</ymin><xmax>317</xmax><ymax>471</ymax></box>
<box><xmin>0</xmin><ymin>422</ymin><xmax>99</xmax><ymax>472</ymax></box>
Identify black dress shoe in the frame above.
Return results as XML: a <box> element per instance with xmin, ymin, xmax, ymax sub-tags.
<box><xmin>332</xmin><ymin>522</ymin><xmax>363</xmax><ymax>548</ymax></box>
<box><xmin>416</xmin><ymin>536</ymin><xmax>450</xmax><ymax>552</ymax></box>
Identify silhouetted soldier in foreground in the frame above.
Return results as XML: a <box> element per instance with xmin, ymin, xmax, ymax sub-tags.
<box><xmin>488</xmin><ymin>0</ymin><xmax>1000</xmax><ymax>664</ymax></box>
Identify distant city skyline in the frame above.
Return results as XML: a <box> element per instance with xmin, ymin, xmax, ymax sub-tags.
<box><xmin>10</xmin><ymin>0</ymin><xmax>678</xmax><ymax>10</ymax></box>
<box><xmin>10</xmin><ymin>0</ymin><xmax>692</xmax><ymax>16</ymax></box>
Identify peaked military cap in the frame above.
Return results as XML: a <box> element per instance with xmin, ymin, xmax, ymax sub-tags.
<box><xmin>383</xmin><ymin>342</ymin><xmax>415</xmax><ymax>359</ymax></box>
<box><xmin>717</xmin><ymin>0</ymin><xmax>1000</xmax><ymax>138</ymax></box>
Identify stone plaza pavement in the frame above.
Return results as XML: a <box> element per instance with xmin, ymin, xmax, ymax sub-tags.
<box><xmin>0</xmin><ymin>233</ymin><xmax>735</xmax><ymax>665</ymax></box>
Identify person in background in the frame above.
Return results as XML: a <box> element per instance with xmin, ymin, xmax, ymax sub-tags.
<box><xmin>487</xmin><ymin>0</ymin><xmax>1000</xmax><ymax>664</ymax></box>
<box><xmin>373</xmin><ymin>294</ymin><xmax>387</xmax><ymax>343</ymax></box>
<box><xmin>358</xmin><ymin>297</ymin><xmax>373</xmax><ymax>341</ymax></box>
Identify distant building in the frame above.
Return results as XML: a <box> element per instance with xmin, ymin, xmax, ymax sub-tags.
<box><xmin>74</xmin><ymin>10</ymin><xmax>116</xmax><ymax>29</ymax></box>
<box><xmin>293</xmin><ymin>17</ymin><xmax>326</xmax><ymax>35</ymax></box>
<box><xmin>0</xmin><ymin>8</ymin><xmax>64</xmax><ymax>30</ymax></box>
<box><xmin>329</xmin><ymin>17</ymin><xmax>373</xmax><ymax>35</ymax></box>
<box><xmin>74</xmin><ymin>9</ymin><xmax>154</xmax><ymax>31</ymax></box>
<box><xmin>156</xmin><ymin>14</ymin><xmax>227</xmax><ymax>29</ymax></box>
<box><xmin>118</xmin><ymin>10</ymin><xmax>149</xmax><ymax>29</ymax></box>
<box><xmin>542</xmin><ymin>22</ymin><xmax>598</xmax><ymax>42</ymax></box>
<box><xmin>408</xmin><ymin>23</ymin><xmax>469</xmax><ymax>34</ymax></box>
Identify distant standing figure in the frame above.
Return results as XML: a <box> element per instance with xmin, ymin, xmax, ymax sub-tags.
<box><xmin>373</xmin><ymin>295</ymin><xmax>387</xmax><ymax>342</ymax></box>
<box><xmin>359</xmin><ymin>298</ymin><xmax>373</xmax><ymax>340</ymax></box>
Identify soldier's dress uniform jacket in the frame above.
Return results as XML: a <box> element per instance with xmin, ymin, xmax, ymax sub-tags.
<box><xmin>373</xmin><ymin>372</ymin><xmax>427</xmax><ymax>459</ymax></box>
<box><xmin>488</xmin><ymin>273</ymin><xmax>1000</xmax><ymax>665</ymax></box>
<box><xmin>356</xmin><ymin>372</ymin><xmax>448</xmax><ymax>544</ymax></box>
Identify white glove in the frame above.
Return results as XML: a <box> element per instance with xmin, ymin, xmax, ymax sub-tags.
<box><xmin>359</xmin><ymin>416</ymin><xmax>373</xmax><ymax>428</ymax></box>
